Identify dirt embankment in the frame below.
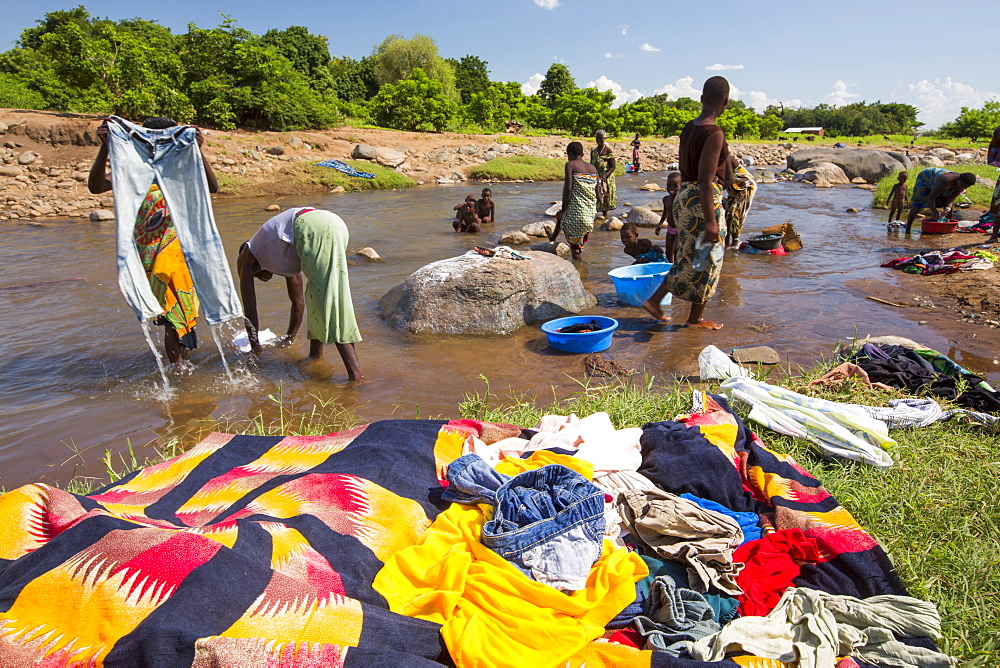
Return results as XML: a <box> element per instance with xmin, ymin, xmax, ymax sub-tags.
<box><xmin>0</xmin><ymin>108</ymin><xmax>798</xmax><ymax>220</ymax></box>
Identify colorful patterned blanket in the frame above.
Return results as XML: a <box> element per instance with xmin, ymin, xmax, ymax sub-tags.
<box><xmin>0</xmin><ymin>399</ymin><xmax>935</xmax><ymax>666</ymax></box>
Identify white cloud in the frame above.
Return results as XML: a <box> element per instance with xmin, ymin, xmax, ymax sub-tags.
<box><xmin>552</xmin><ymin>56</ymin><xmax>567</xmax><ymax>64</ymax></box>
<box><xmin>604</xmin><ymin>51</ymin><xmax>624</xmax><ymax>59</ymax></box>
<box><xmin>521</xmin><ymin>73</ymin><xmax>544</xmax><ymax>96</ymax></box>
<box><xmin>743</xmin><ymin>90</ymin><xmax>776</xmax><ymax>111</ymax></box>
<box><xmin>533</xmin><ymin>0</ymin><xmax>560</xmax><ymax>9</ymax></box>
<box><xmin>654</xmin><ymin>76</ymin><xmax>699</xmax><ymax>99</ymax></box>
<box><xmin>587</xmin><ymin>76</ymin><xmax>644</xmax><ymax>108</ymax></box>
<box><xmin>823</xmin><ymin>80</ymin><xmax>860</xmax><ymax>106</ymax></box>
<box><xmin>639</xmin><ymin>43</ymin><xmax>661</xmax><ymax>52</ymax></box>
<box><xmin>706</xmin><ymin>63</ymin><xmax>744</xmax><ymax>71</ymax></box>
<box><xmin>621</xmin><ymin>26</ymin><xmax>629</xmax><ymax>36</ymax></box>
<box><xmin>908</xmin><ymin>77</ymin><xmax>1000</xmax><ymax>129</ymax></box>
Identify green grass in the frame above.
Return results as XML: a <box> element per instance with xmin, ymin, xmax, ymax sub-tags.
<box><xmin>872</xmin><ymin>163</ymin><xmax>998</xmax><ymax>208</ymax></box>
<box><xmin>469</xmin><ymin>155</ymin><xmax>566</xmax><ymax>181</ymax></box>
<box><xmin>459</xmin><ymin>368</ymin><xmax>1000</xmax><ymax>664</ymax></box>
<box><xmin>284</xmin><ymin>160</ymin><xmax>416</xmax><ymax>191</ymax></box>
<box><xmin>496</xmin><ymin>136</ymin><xmax>531</xmax><ymax>145</ymax></box>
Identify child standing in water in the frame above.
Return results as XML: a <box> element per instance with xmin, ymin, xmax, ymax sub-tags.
<box><xmin>654</xmin><ymin>172</ymin><xmax>682</xmax><ymax>262</ymax></box>
<box><xmin>476</xmin><ymin>188</ymin><xmax>495</xmax><ymax>225</ymax></box>
<box><xmin>887</xmin><ymin>172</ymin><xmax>908</xmax><ymax>222</ymax></box>
<box><xmin>620</xmin><ymin>222</ymin><xmax>665</xmax><ymax>264</ymax></box>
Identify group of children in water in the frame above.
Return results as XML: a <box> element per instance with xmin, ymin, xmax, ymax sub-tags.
<box><xmin>451</xmin><ymin>176</ymin><xmax>683</xmax><ymax>267</ymax></box>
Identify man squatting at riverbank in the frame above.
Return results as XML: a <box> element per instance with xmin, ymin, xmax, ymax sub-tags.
<box><xmin>237</xmin><ymin>207</ymin><xmax>363</xmax><ymax>381</ymax></box>
<box><xmin>642</xmin><ymin>76</ymin><xmax>731</xmax><ymax>330</ymax></box>
<box><xmin>904</xmin><ymin>168</ymin><xmax>977</xmax><ymax>233</ymax></box>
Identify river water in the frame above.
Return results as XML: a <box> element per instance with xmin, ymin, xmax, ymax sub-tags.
<box><xmin>2</xmin><ymin>173</ymin><xmax>997</xmax><ymax>490</ymax></box>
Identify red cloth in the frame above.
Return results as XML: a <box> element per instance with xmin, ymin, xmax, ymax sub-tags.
<box><xmin>734</xmin><ymin>528</ymin><xmax>822</xmax><ymax>616</ymax></box>
<box><xmin>603</xmin><ymin>628</ymin><xmax>642</xmax><ymax>648</ymax></box>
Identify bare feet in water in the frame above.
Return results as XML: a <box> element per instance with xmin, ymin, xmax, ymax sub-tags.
<box><xmin>681</xmin><ymin>318</ymin><xmax>724</xmax><ymax>330</ymax></box>
<box><xmin>641</xmin><ymin>299</ymin><xmax>670</xmax><ymax>321</ymax></box>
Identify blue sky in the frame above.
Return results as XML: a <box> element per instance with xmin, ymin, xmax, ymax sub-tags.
<box><xmin>3</xmin><ymin>0</ymin><xmax>998</xmax><ymax>129</ymax></box>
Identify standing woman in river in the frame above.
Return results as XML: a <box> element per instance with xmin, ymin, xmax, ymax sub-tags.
<box><xmin>642</xmin><ymin>77</ymin><xmax>731</xmax><ymax>330</ymax></box>
<box><xmin>591</xmin><ymin>129</ymin><xmax>617</xmax><ymax>218</ymax></box>
<box><xmin>88</xmin><ymin>117</ymin><xmax>219</xmax><ymax>371</ymax></box>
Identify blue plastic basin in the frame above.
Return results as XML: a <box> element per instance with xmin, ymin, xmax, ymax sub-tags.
<box><xmin>608</xmin><ymin>262</ymin><xmax>673</xmax><ymax>307</ymax></box>
<box><xmin>541</xmin><ymin>316</ymin><xmax>618</xmax><ymax>353</ymax></box>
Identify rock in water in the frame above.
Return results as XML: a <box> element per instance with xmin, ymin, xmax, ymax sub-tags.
<box><xmin>624</xmin><ymin>206</ymin><xmax>660</xmax><ymax>227</ymax></box>
<box><xmin>89</xmin><ymin>209</ymin><xmax>114</xmax><ymax>221</ymax></box>
<box><xmin>545</xmin><ymin>202</ymin><xmax>562</xmax><ymax>217</ymax></box>
<box><xmin>522</xmin><ymin>221</ymin><xmax>555</xmax><ymax>237</ymax></box>
<box><xmin>499</xmin><ymin>230</ymin><xmax>531</xmax><ymax>246</ymax></box>
<box><xmin>796</xmin><ymin>162</ymin><xmax>850</xmax><ymax>184</ymax></box>
<box><xmin>787</xmin><ymin>148</ymin><xmax>909</xmax><ymax>182</ymax></box>
<box><xmin>380</xmin><ymin>251</ymin><xmax>595</xmax><ymax>334</ymax></box>
<box><xmin>601</xmin><ymin>216</ymin><xmax>624</xmax><ymax>231</ymax></box>
<box><xmin>530</xmin><ymin>241</ymin><xmax>572</xmax><ymax>258</ymax></box>
<box><xmin>638</xmin><ymin>182</ymin><xmax>663</xmax><ymax>191</ymax></box>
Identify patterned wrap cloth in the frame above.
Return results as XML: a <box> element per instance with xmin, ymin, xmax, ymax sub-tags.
<box><xmin>724</xmin><ymin>164</ymin><xmax>757</xmax><ymax>242</ymax></box>
<box><xmin>133</xmin><ymin>183</ymin><xmax>198</xmax><ymax>348</ymax></box>
<box><xmin>562</xmin><ymin>173</ymin><xmax>598</xmax><ymax>245</ymax></box>
<box><xmin>591</xmin><ymin>146</ymin><xmax>617</xmax><ymax>212</ymax></box>
<box><xmin>662</xmin><ymin>181</ymin><xmax>727</xmax><ymax>304</ymax></box>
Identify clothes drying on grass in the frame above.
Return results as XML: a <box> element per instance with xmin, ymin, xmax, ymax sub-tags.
<box><xmin>0</xmin><ymin>397</ymin><xmax>952</xmax><ymax>666</ymax></box>
<box><xmin>851</xmin><ymin>343</ymin><xmax>1000</xmax><ymax>415</ymax></box>
<box><xmin>317</xmin><ymin>159</ymin><xmax>376</xmax><ymax>179</ymax></box>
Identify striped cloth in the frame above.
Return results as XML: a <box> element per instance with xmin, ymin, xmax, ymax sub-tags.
<box><xmin>561</xmin><ymin>173</ymin><xmax>598</xmax><ymax>244</ymax></box>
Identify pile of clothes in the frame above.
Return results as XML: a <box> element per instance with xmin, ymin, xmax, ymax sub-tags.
<box><xmin>0</xmin><ymin>405</ymin><xmax>955</xmax><ymax>667</ymax></box>
<box><xmin>880</xmin><ymin>249</ymin><xmax>994</xmax><ymax>275</ymax></box>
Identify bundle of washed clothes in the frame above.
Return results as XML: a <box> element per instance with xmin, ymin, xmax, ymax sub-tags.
<box><xmin>880</xmin><ymin>249</ymin><xmax>995</xmax><ymax>275</ymax></box>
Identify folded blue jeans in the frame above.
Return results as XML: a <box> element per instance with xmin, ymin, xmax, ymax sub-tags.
<box><xmin>444</xmin><ymin>453</ymin><xmax>605</xmax><ymax>591</ymax></box>
<box><xmin>106</xmin><ymin>116</ymin><xmax>242</xmax><ymax>325</ymax></box>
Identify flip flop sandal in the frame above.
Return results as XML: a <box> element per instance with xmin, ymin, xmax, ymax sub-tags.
<box><xmin>732</xmin><ymin>346</ymin><xmax>779</xmax><ymax>365</ymax></box>
<box><xmin>473</xmin><ymin>246</ymin><xmax>495</xmax><ymax>257</ymax></box>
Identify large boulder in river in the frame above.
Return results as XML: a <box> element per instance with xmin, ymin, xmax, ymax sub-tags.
<box><xmin>795</xmin><ymin>161</ymin><xmax>850</xmax><ymax>184</ymax></box>
<box><xmin>624</xmin><ymin>206</ymin><xmax>661</xmax><ymax>227</ymax></box>
<box><xmin>380</xmin><ymin>251</ymin><xmax>595</xmax><ymax>335</ymax></box>
<box><xmin>787</xmin><ymin>148</ymin><xmax>909</xmax><ymax>183</ymax></box>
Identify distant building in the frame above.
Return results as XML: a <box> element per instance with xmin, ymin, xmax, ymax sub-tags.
<box><xmin>782</xmin><ymin>127</ymin><xmax>825</xmax><ymax>136</ymax></box>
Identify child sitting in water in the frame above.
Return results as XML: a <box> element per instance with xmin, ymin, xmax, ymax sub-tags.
<box><xmin>476</xmin><ymin>188</ymin><xmax>495</xmax><ymax>225</ymax></box>
<box><xmin>452</xmin><ymin>195</ymin><xmax>481</xmax><ymax>233</ymax></box>
<box><xmin>654</xmin><ymin>172</ymin><xmax>682</xmax><ymax>262</ymax></box>
<box><xmin>620</xmin><ymin>222</ymin><xmax>665</xmax><ymax>264</ymax></box>
<box><xmin>887</xmin><ymin>172</ymin><xmax>908</xmax><ymax>222</ymax></box>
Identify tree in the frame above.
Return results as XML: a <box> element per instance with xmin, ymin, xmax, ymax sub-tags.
<box><xmin>370</xmin><ymin>67</ymin><xmax>456</xmax><ymax>132</ymax></box>
<box><xmin>551</xmin><ymin>88</ymin><xmax>619</xmax><ymax>136</ymax></box>
<box><xmin>371</xmin><ymin>34</ymin><xmax>457</xmax><ymax>101</ymax></box>
<box><xmin>329</xmin><ymin>56</ymin><xmax>379</xmax><ymax>102</ymax></box>
<box><xmin>538</xmin><ymin>63</ymin><xmax>575</xmax><ymax>106</ymax></box>
<box><xmin>940</xmin><ymin>102</ymin><xmax>1000</xmax><ymax>141</ymax></box>
<box><xmin>260</xmin><ymin>26</ymin><xmax>331</xmax><ymax>80</ymax></box>
<box><xmin>447</xmin><ymin>55</ymin><xmax>490</xmax><ymax>105</ymax></box>
<box><xmin>466</xmin><ymin>81</ymin><xmax>524</xmax><ymax>132</ymax></box>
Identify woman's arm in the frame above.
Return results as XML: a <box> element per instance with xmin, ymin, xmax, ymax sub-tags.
<box><xmin>87</xmin><ymin>121</ymin><xmax>112</xmax><ymax>194</ymax></box>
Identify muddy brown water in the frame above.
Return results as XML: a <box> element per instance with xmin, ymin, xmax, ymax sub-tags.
<box><xmin>2</xmin><ymin>173</ymin><xmax>998</xmax><ymax>490</ymax></box>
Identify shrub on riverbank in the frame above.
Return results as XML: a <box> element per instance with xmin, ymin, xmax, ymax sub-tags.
<box><xmin>459</xmin><ymin>372</ymin><xmax>999</xmax><ymax>663</ymax></box>
<box><xmin>217</xmin><ymin>160</ymin><xmax>416</xmax><ymax>196</ymax></box>
<box><xmin>872</xmin><ymin>163</ymin><xmax>997</xmax><ymax>209</ymax></box>
<box><xmin>469</xmin><ymin>156</ymin><xmax>565</xmax><ymax>181</ymax></box>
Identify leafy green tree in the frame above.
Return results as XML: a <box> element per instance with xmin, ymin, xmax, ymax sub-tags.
<box><xmin>370</xmin><ymin>67</ymin><xmax>456</xmax><ymax>132</ymax></box>
<box><xmin>551</xmin><ymin>88</ymin><xmax>618</xmax><ymax>136</ymax></box>
<box><xmin>657</xmin><ymin>107</ymin><xmax>698</xmax><ymax>136</ymax></box>
<box><xmin>0</xmin><ymin>73</ymin><xmax>47</xmax><ymax>109</ymax></box>
<box><xmin>538</xmin><ymin>63</ymin><xmax>575</xmax><ymax>107</ymax></box>
<box><xmin>329</xmin><ymin>56</ymin><xmax>379</xmax><ymax>102</ymax></box>
<box><xmin>718</xmin><ymin>106</ymin><xmax>761</xmax><ymax>139</ymax></box>
<box><xmin>447</xmin><ymin>55</ymin><xmax>490</xmax><ymax>105</ymax></box>
<box><xmin>940</xmin><ymin>102</ymin><xmax>1000</xmax><ymax>141</ymax></box>
<box><xmin>466</xmin><ymin>81</ymin><xmax>523</xmax><ymax>131</ymax></box>
<box><xmin>180</xmin><ymin>18</ymin><xmax>336</xmax><ymax>130</ymax></box>
<box><xmin>371</xmin><ymin>34</ymin><xmax>457</xmax><ymax>101</ymax></box>
<box><xmin>759</xmin><ymin>113</ymin><xmax>783</xmax><ymax>139</ymax></box>
<box><xmin>260</xmin><ymin>26</ymin><xmax>331</xmax><ymax>80</ymax></box>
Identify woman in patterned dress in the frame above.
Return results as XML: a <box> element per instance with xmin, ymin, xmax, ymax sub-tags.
<box><xmin>548</xmin><ymin>142</ymin><xmax>599</xmax><ymax>260</ymax></box>
<box><xmin>590</xmin><ymin>129</ymin><xmax>617</xmax><ymax>218</ymax></box>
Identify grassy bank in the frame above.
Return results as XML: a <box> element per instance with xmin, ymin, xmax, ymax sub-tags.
<box><xmin>470</xmin><ymin>155</ymin><xmax>627</xmax><ymax>182</ymax></box>
<box><xmin>460</xmin><ymin>371</ymin><xmax>999</xmax><ymax>664</ymax></box>
<box><xmin>49</xmin><ymin>364</ymin><xmax>997</xmax><ymax>663</ymax></box>
<box><xmin>872</xmin><ymin>163</ymin><xmax>998</xmax><ymax>209</ymax></box>
<box><xmin>217</xmin><ymin>160</ymin><xmax>415</xmax><ymax>196</ymax></box>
